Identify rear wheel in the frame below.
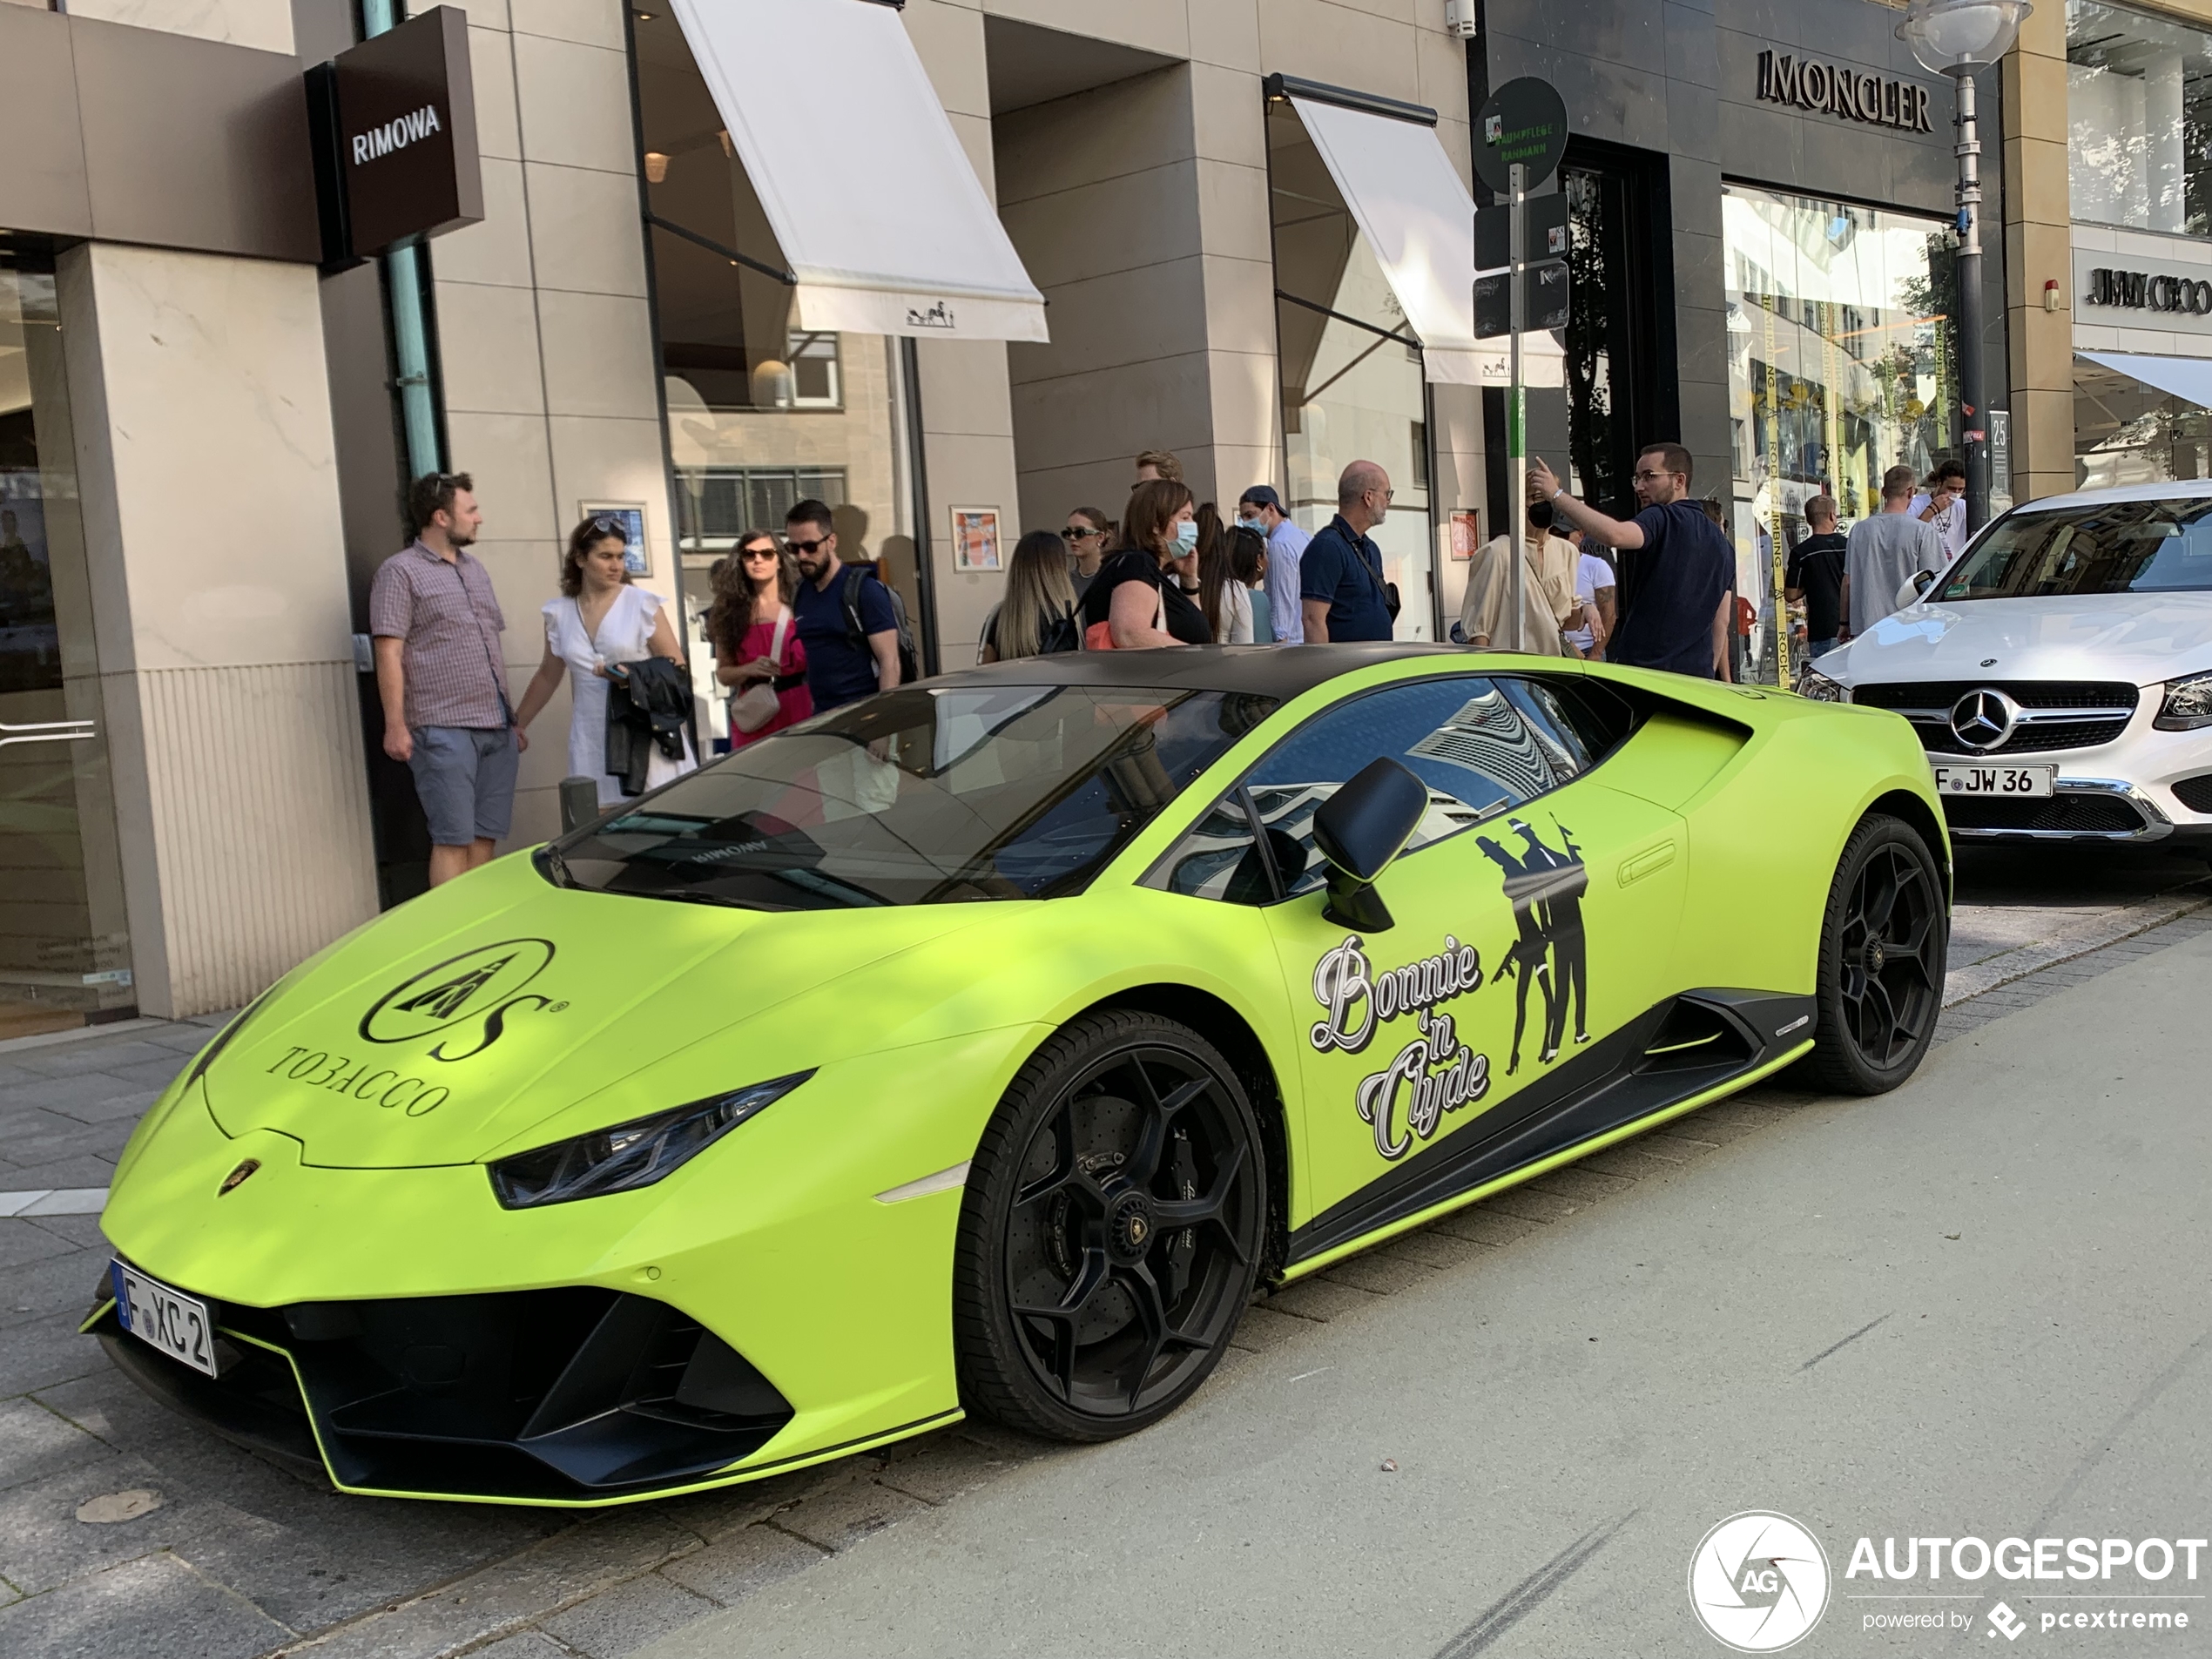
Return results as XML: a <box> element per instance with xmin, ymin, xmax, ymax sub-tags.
<box><xmin>1804</xmin><ymin>813</ymin><xmax>1947</xmax><ymax>1094</ymax></box>
<box><xmin>954</xmin><ymin>1010</ymin><xmax>1265</xmax><ymax>1441</ymax></box>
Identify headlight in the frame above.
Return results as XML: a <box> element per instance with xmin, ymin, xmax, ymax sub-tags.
<box><xmin>1797</xmin><ymin>670</ymin><xmax>1846</xmax><ymax>703</ymax></box>
<box><xmin>488</xmin><ymin>1071</ymin><xmax>813</xmax><ymax>1209</ymax></box>
<box><xmin>2155</xmin><ymin>671</ymin><xmax>2212</xmax><ymax>731</ymax></box>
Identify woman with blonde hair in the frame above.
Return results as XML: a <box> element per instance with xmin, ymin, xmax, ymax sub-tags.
<box><xmin>706</xmin><ymin>529</ymin><xmax>811</xmax><ymax>748</ymax></box>
<box><xmin>980</xmin><ymin>530</ymin><xmax>1081</xmax><ymax>663</ymax></box>
<box><xmin>1080</xmin><ymin>478</ymin><xmax>1207</xmax><ymax>649</ymax></box>
<box><xmin>515</xmin><ymin>515</ymin><xmax>694</xmax><ymax>804</ymax></box>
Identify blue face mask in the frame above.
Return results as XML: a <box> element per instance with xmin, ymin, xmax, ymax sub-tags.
<box><xmin>1238</xmin><ymin>516</ymin><xmax>1264</xmax><ymax>534</ymax></box>
<box><xmin>1173</xmin><ymin>519</ymin><xmax>1199</xmax><ymax>554</ymax></box>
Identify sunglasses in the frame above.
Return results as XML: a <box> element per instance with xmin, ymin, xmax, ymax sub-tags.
<box><xmin>1062</xmin><ymin>526</ymin><xmax>1101</xmax><ymax>541</ymax></box>
<box><xmin>786</xmin><ymin>536</ymin><xmax>828</xmax><ymax>556</ymax></box>
<box><xmin>739</xmin><ymin>544</ymin><xmax>780</xmax><ymax>562</ymax></box>
<box><xmin>589</xmin><ymin>514</ymin><xmax>629</xmax><ymax>542</ymax></box>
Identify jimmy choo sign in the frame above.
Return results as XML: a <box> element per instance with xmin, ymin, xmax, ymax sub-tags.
<box><xmin>1757</xmin><ymin>50</ymin><xmax>1934</xmax><ymax>132</ymax></box>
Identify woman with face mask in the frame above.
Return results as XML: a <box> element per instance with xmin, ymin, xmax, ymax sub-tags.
<box><xmin>1081</xmin><ymin>478</ymin><xmax>1210</xmax><ymax>649</ymax></box>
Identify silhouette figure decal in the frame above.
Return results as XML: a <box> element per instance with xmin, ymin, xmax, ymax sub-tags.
<box><xmin>1476</xmin><ymin>817</ymin><xmax>1590</xmax><ymax>1075</ymax></box>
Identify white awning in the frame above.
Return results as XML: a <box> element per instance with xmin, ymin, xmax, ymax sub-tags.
<box><xmin>2079</xmin><ymin>348</ymin><xmax>2212</xmax><ymax>408</ymax></box>
<box><xmin>1287</xmin><ymin>95</ymin><xmax>1481</xmax><ymax>385</ymax></box>
<box><xmin>667</xmin><ymin>0</ymin><xmax>1047</xmax><ymax>342</ymax></box>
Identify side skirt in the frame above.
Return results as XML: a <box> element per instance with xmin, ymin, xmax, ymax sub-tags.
<box><xmin>1283</xmin><ymin>989</ymin><xmax>1815</xmax><ymax>1270</ymax></box>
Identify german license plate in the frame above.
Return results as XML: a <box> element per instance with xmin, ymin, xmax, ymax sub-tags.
<box><xmin>111</xmin><ymin>1261</ymin><xmax>219</xmax><ymax>1378</ymax></box>
<box><xmin>1932</xmin><ymin>763</ymin><xmax>2056</xmax><ymax>798</ymax></box>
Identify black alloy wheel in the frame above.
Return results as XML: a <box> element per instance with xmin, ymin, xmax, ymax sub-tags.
<box><xmin>954</xmin><ymin>1009</ymin><xmax>1266</xmax><ymax>1441</ymax></box>
<box><xmin>1804</xmin><ymin>813</ymin><xmax>1947</xmax><ymax>1094</ymax></box>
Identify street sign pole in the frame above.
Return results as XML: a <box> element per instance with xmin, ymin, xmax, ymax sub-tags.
<box><xmin>1507</xmin><ymin>163</ymin><xmax>1526</xmax><ymax>652</ymax></box>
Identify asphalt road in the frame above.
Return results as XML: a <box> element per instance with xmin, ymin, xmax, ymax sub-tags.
<box><xmin>0</xmin><ymin>844</ymin><xmax>2207</xmax><ymax>1658</ymax></box>
<box><xmin>635</xmin><ymin>907</ymin><xmax>2212</xmax><ymax>1659</ymax></box>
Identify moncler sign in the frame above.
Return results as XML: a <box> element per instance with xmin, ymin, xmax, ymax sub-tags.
<box><xmin>353</xmin><ymin>104</ymin><xmax>444</xmax><ymax>166</ymax></box>
<box><xmin>312</xmin><ymin>6</ymin><xmax>482</xmax><ymax>261</ymax></box>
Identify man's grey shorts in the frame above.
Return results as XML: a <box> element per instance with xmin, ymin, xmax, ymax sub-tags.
<box><xmin>408</xmin><ymin>725</ymin><xmax>519</xmax><ymax>846</ymax></box>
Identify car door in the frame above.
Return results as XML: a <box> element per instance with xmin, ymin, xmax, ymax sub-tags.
<box><xmin>1238</xmin><ymin>672</ymin><xmax>1689</xmax><ymax>1241</ymax></box>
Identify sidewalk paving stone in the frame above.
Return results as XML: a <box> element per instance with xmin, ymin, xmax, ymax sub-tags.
<box><xmin>0</xmin><ymin>1550</ymin><xmax>293</xmax><ymax>1659</ymax></box>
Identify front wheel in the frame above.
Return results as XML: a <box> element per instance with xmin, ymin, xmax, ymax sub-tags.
<box><xmin>953</xmin><ymin>1010</ymin><xmax>1266</xmax><ymax>1441</ymax></box>
<box><xmin>1803</xmin><ymin>813</ymin><xmax>1947</xmax><ymax>1095</ymax></box>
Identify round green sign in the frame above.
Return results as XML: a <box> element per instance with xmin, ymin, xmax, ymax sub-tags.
<box><xmin>1474</xmin><ymin>78</ymin><xmax>1570</xmax><ymax>194</ymax></box>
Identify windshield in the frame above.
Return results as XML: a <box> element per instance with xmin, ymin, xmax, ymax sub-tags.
<box><xmin>545</xmin><ymin>685</ymin><xmax>1277</xmax><ymax>909</ymax></box>
<box><xmin>1939</xmin><ymin>497</ymin><xmax>2212</xmax><ymax>600</ymax></box>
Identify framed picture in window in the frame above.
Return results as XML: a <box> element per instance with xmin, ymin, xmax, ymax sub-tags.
<box><xmin>950</xmin><ymin>507</ymin><xmax>1002</xmax><ymax>572</ymax></box>
<box><xmin>1448</xmin><ymin>510</ymin><xmax>1482</xmax><ymax>561</ymax></box>
<box><xmin>579</xmin><ymin>502</ymin><xmax>650</xmax><ymax>576</ymax></box>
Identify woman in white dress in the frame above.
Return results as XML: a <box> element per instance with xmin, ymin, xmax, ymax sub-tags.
<box><xmin>515</xmin><ymin>516</ymin><xmax>696</xmax><ymax>806</ymax></box>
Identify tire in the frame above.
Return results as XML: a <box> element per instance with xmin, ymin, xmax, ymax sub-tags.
<box><xmin>954</xmin><ymin>1009</ymin><xmax>1267</xmax><ymax>1442</ymax></box>
<box><xmin>1803</xmin><ymin>813</ymin><xmax>1948</xmax><ymax>1095</ymax></box>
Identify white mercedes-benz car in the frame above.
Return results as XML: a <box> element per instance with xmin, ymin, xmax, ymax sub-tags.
<box><xmin>1799</xmin><ymin>478</ymin><xmax>2212</xmax><ymax>855</ymax></box>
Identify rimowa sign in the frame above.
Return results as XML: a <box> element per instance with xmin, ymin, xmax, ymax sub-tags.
<box><xmin>1756</xmin><ymin>50</ymin><xmax>1934</xmax><ymax>132</ymax></box>
<box><xmin>312</xmin><ymin>6</ymin><xmax>482</xmax><ymax>262</ymax></box>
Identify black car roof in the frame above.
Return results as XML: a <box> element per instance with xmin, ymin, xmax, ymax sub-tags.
<box><xmin>927</xmin><ymin>642</ymin><xmax>1476</xmax><ymax>702</ymax></box>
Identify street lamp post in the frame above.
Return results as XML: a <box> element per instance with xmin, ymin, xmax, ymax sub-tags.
<box><xmin>1898</xmin><ymin>0</ymin><xmax>2033</xmax><ymax>533</ymax></box>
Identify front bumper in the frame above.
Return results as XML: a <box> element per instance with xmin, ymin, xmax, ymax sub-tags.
<box><xmin>88</xmin><ymin>1278</ymin><xmax>794</xmax><ymax>1501</ymax></box>
<box><xmin>1939</xmin><ymin>775</ymin><xmax>2191</xmax><ymax>845</ymax></box>
<box><xmin>97</xmin><ymin>1028</ymin><xmax>1035</xmax><ymax>1503</ymax></box>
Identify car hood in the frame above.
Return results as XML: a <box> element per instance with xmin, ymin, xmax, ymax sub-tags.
<box><xmin>203</xmin><ymin>853</ymin><xmax>988</xmax><ymax>1169</ymax></box>
<box><xmin>1824</xmin><ymin>593</ymin><xmax>2212</xmax><ymax>688</ymax></box>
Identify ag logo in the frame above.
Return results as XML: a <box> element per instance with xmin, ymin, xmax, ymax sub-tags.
<box><xmin>1689</xmin><ymin>1512</ymin><xmax>1831</xmax><ymax>1652</ymax></box>
<box><xmin>360</xmin><ymin>939</ymin><xmax>563</xmax><ymax>1062</ymax></box>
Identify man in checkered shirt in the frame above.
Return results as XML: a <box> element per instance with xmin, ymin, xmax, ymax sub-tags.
<box><xmin>369</xmin><ymin>472</ymin><xmax>523</xmax><ymax>887</ymax></box>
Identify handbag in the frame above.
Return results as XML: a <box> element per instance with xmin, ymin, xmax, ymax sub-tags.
<box><xmin>1082</xmin><ymin>577</ymin><xmax>1166</xmax><ymax>651</ymax></box>
<box><xmin>729</xmin><ymin>607</ymin><xmax>791</xmax><ymax>733</ymax></box>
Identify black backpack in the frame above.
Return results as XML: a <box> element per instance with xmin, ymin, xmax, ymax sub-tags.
<box><xmin>841</xmin><ymin>564</ymin><xmax>919</xmax><ymax>684</ymax></box>
<box><xmin>1035</xmin><ymin>603</ymin><xmax>1082</xmax><ymax>655</ymax></box>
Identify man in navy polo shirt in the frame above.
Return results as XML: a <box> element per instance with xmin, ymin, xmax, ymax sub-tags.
<box><xmin>1298</xmin><ymin>461</ymin><xmax>1396</xmax><ymax>644</ymax></box>
<box><xmin>786</xmin><ymin>498</ymin><xmax>900</xmax><ymax>712</ymax></box>
<box><xmin>1530</xmin><ymin>444</ymin><xmax>1730</xmax><ymax>678</ymax></box>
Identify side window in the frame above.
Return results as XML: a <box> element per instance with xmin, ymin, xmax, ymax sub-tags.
<box><xmin>1149</xmin><ymin>674</ymin><xmax>1635</xmax><ymax>904</ymax></box>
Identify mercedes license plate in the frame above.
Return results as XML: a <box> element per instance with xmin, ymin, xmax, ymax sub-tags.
<box><xmin>1932</xmin><ymin>763</ymin><xmax>2056</xmax><ymax>799</ymax></box>
<box><xmin>111</xmin><ymin>1260</ymin><xmax>219</xmax><ymax>1378</ymax></box>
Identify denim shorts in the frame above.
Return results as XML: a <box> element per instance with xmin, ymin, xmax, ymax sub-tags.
<box><xmin>408</xmin><ymin>725</ymin><xmax>519</xmax><ymax>846</ymax></box>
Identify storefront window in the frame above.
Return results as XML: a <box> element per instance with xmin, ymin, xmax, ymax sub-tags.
<box><xmin>2075</xmin><ymin>358</ymin><xmax>2212</xmax><ymax>488</ymax></box>
<box><xmin>1266</xmin><ymin>100</ymin><xmax>1437</xmax><ymax>639</ymax></box>
<box><xmin>2067</xmin><ymin>0</ymin><xmax>2212</xmax><ymax>237</ymax></box>
<box><xmin>0</xmin><ymin>247</ymin><xmax>133</xmax><ymax>1034</ymax></box>
<box><xmin>632</xmin><ymin>11</ymin><xmax>927</xmax><ymax>737</ymax></box>
<box><xmin>1723</xmin><ymin>185</ymin><xmax>1959</xmax><ymax>683</ymax></box>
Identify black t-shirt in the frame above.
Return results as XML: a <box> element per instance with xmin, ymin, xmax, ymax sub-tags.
<box><xmin>1608</xmin><ymin>501</ymin><xmax>1733</xmax><ymax>678</ymax></box>
<box><xmin>1785</xmin><ymin>532</ymin><xmax>1848</xmax><ymax>641</ymax></box>
<box><xmin>1080</xmin><ymin>549</ymin><xmax>1210</xmax><ymax>645</ymax></box>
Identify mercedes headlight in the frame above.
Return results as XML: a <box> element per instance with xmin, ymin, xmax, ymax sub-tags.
<box><xmin>489</xmin><ymin>1071</ymin><xmax>813</xmax><ymax>1209</ymax></box>
<box><xmin>1797</xmin><ymin>669</ymin><xmax>1847</xmax><ymax>703</ymax></box>
<box><xmin>2155</xmin><ymin>671</ymin><xmax>2212</xmax><ymax>731</ymax></box>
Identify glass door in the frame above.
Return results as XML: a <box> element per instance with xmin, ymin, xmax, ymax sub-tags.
<box><xmin>0</xmin><ymin>245</ymin><xmax>133</xmax><ymax>1035</ymax></box>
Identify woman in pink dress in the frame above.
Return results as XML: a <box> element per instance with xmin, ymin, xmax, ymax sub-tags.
<box><xmin>709</xmin><ymin>530</ymin><xmax>812</xmax><ymax>749</ymax></box>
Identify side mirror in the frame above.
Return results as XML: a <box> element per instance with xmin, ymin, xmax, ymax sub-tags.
<box><xmin>1897</xmin><ymin>568</ymin><xmax>1939</xmax><ymax>609</ymax></box>
<box><xmin>1312</xmin><ymin>757</ymin><xmax>1428</xmax><ymax>932</ymax></box>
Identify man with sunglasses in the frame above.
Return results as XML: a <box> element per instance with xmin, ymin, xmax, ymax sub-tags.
<box><xmin>368</xmin><ymin>471</ymin><xmax>521</xmax><ymax>886</ymax></box>
<box><xmin>1530</xmin><ymin>443</ymin><xmax>1731</xmax><ymax>680</ymax></box>
<box><xmin>1299</xmin><ymin>461</ymin><xmax>1397</xmax><ymax>644</ymax></box>
<box><xmin>786</xmin><ymin>498</ymin><xmax>900</xmax><ymax>713</ymax></box>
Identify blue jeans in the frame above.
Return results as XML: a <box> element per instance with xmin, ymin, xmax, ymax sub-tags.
<box><xmin>1808</xmin><ymin>636</ymin><xmax>1839</xmax><ymax>658</ymax></box>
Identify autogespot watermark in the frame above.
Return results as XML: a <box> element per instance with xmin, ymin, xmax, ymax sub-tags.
<box><xmin>1689</xmin><ymin>1512</ymin><xmax>1832</xmax><ymax>1652</ymax></box>
<box><xmin>1690</xmin><ymin>1516</ymin><xmax>2208</xmax><ymax>1648</ymax></box>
